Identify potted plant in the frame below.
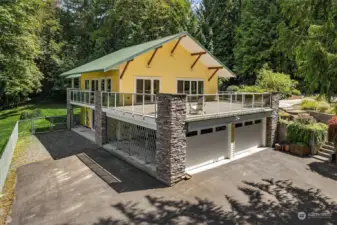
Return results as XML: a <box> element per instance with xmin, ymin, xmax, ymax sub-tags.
<box><xmin>290</xmin><ymin>142</ymin><xmax>311</xmax><ymax>156</ymax></box>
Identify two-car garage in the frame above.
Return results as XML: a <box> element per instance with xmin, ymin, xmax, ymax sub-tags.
<box><xmin>185</xmin><ymin>114</ymin><xmax>267</xmax><ymax>170</ymax></box>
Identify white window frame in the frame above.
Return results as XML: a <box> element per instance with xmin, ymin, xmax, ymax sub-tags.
<box><xmin>84</xmin><ymin>80</ymin><xmax>90</xmax><ymax>90</ymax></box>
<box><xmin>134</xmin><ymin>76</ymin><xmax>162</xmax><ymax>101</ymax></box>
<box><xmin>106</xmin><ymin>78</ymin><xmax>112</xmax><ymax>92</ymax></box>
<box><xmin>176</xmin><ymin>78</ymin><xmax>204</xmax><ymax>95</ymax></box>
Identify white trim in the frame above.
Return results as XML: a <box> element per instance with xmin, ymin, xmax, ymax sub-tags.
<box><xmin>134</xmin><ymin>77</ymin><xmax>162</xmax><ymax>102</ymax></box>
<box><xmin>134</xmin><ymin>76</ymin><xmax>162</xmax><ymax>93</ymax></box>
<box><xmin>176</xmin><ymin>79</ymin><xmax>204</xmax><ymax>95</ymax></box>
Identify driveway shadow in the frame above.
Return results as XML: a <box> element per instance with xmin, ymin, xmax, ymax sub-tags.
<box><xmin>36</xmin><ymin>131</ymin><xmax>164</xmax><ymax>193</ymax></box>
<box><xmin>88</xmin><ymin>179</ymin><xmax>337</xmax><ymax>225</ymax></box>
<box><xmin>307</xmin><ymin>161</ymin><xmax>337</xmax><ymax>181</ymax></box>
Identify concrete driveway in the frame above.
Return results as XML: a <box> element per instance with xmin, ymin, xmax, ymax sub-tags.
<box><xmin>10</xmin><ymin>131</ymin><xmax>337</xmax><ymax>225</ymax></box>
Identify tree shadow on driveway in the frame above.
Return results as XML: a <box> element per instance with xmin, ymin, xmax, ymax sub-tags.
<box><xmin>307</xmin><ymin>161</ymin><xmax>337</xmax><ymax>181</ymax></box>
<box><xmin>88</xmin><ymin>179</ymin><xmax>337</xmax><ymax>225</ymax></box>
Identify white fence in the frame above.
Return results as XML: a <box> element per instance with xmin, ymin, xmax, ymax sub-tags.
<box><xmin>0</xmin><ymin>122</ymin><xmax>18</xmax><ymax>193</ymax></box>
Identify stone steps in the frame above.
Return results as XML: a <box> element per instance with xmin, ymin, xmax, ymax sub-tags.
<box><xmin>320</xmin><ymin>147</ymin><xmax>335</xmax><ymax>155</ymax></box>
<box><xmin>313</xmin><ymin>155</ymin><xmax>330</xmax><ymax>162</ymax></box>
<box><xmin>315</xmin><ymin>141</ymin><xmax>335</xmax><ymax>162</ymax></box>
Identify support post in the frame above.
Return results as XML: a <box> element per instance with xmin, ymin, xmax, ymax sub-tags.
<box><xmin>95</xmin><ymin>90</ymin><xmax>107</xmax><ymax>146</ymax></box>
<box><xmin>266</xmin><ymin>92</ymin><xmax>280</xmax><ymax>147</ymax></box>
<box><xmin>156</xmin><ymin>94</ymin><xmax>187</xmax><ymax>186</ymax></box>
<box><xmin>67</xmin><ymin>89</ymin><xmax>73</xmax><ymax>129</ymax></box>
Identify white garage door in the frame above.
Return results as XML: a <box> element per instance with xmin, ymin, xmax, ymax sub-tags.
<box><xmin>186</xmin><ymin>125</ymin><xmax>229</xmax><ymax>169</ymax></box>
<box><xmin>235</xmin><ymin>119</ymin><xmax>263</xmax><ymax>154</ymax></box>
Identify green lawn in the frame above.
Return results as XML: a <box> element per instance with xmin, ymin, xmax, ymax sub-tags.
<box><xmin>0</xmin><ymin>103</ymin><xmax>80</xmax><ymax>154</ymax></box>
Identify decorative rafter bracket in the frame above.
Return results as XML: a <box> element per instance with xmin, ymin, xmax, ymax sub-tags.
<box><xmin>208</xmin><ymin>66</ymin><xmax>223</xmax><ymax>82</ymax></box>
<box><xmin>170</xmin><ymin>35</ymin><xmax>186</xmax><ymax>55</ymax></box>
<box><xmin>147</xmin><ymin>46</ymin><xmax>162</xmax><ymax>67</ymax></box>
<box><xmin>191</xmin><ymin>52</ymin><xmax>206</xmax><ymax>69</ymax></box>
<box><xmin>120</xmin><ymin>59</ymin><xmax>134</xmax><ymax>79</ymax></box>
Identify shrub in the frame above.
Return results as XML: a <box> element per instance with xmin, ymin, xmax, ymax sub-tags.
<box><xmin>295</xmin><ymin>113</ymin><xmax>316</xmax><ymax>124</ymax></box>
<box><xmin>226</xmin><ymin>85</ymin><xmax>239</xmax><ymax>92</ymax></box>
<box><xmin>238</xmin><ymin>85</ymin><xmax>266</xmax><ymax>93</ymax></box>
<box><xmin>20</xmin><ymin>109</ymin><xmax>43</xmax><ymax>120</ymax></box>
<box><xmin>292</xmin><ymin>89</ymin><xmax>301</xmax><ymax>96</ymax></box>
<box><xmin>279</xmin><ymin>110</ymin><xmax>290</xmax><ymax>119</ymax></box>
<box><xmin>287</xmin><ymin>122</ymin><xmax>327</xmax><ymax>145</ymax></box>
<box><xmin>300</xmin><ymin>99</ymin><xmax>318</xmax><ymax>110</ymax></box>
<box><xmin>256</xmin><ymin>67</ymin><xmax>298</xmax><ymax>98</ymax></box>
<box><xmin>317</xmin><ymin>101</ymin><xmax>330</xmax><ymax>113</ymax></box>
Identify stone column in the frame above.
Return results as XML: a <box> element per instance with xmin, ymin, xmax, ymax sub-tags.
<box><xmin>94</xmin><ymin>90</ymin><xmax>107</xmax><ymax>146</ymax></box>
<box><xmin>155</xmin><ymin>94</ymin><xmax>187</xmax><ymax>186</ymax></box>
<box><xmin>67</xmin><ymin>89</ymin><xmax>73</xmax><ymax>129</ymax></box>
<box><xmin>266</xmin><ymin>92</ymin><xmax>280</xmax><ymax>147</ymax></box>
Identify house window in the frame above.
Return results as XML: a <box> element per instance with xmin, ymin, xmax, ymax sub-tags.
<box><xmin>85</xmin><ymin>80</ymin><xmax>89</xmax><ymax>90</ymax></box>
<box><xmin>187</xmin><ymin>131</ymin><xmax>198</xmax><ymax>137</ymax></box>
<box><xmin>107</xmin><ymin>79</ymin><xmax>112</xmax><ymax>92</ymax></box>
<box><xmin>135</xmin><ymin>78</ymin><xmax>160</xmax><ymax>103</ymax></box>
<box><xmin>255</xmin><ymin>119</ymin><xmax>262</xmax><ymax>124</ymax></box>
<box><xmin>177</xmin><ymin>80</ymin><xmax>204</xmax><ymax>97</ymax></box>
<box><xmin>200</xmin><ymin>128</ymin><xmax>213</xmax><ymax>135</ymax></box>
<box><xmin>101</xmin><ymin>79</ymin><xmax>105</xmax><ymax>91</ymax></box>
<box><xmin>245</xmin><ymin>121</ymin><xmax>253</xmax><ymax>126</ymax></box>
<box><xmin>215</xmin><ymin>126</ymin><xmax>226</xmax><ymax>132</ymax></box>
<box><xmin>235</xmin><ymin>123</ymin><xmax>243</xmax><ymax>128</ymax></box>
<box><xmin>91</xmin><ymin>80</ymin><xmax>99</xmax><ymax>91</ymax></box>
<box><xmin>177</xmin><ymin>80</ymin><xmax>184</xmax><ymax>93</ymax></box>
<box><xmin>74</xmin><ymin>78</ymin><xmax>79</xmax><ymax>88</ymax></box>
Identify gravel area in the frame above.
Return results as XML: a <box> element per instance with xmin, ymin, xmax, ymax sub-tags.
<box><xmin>0</xmin><ymin>134</ymin><xmax>52</xmax><ymax>225</ymax></box>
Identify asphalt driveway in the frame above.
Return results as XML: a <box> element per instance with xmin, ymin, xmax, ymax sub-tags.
<box><xmin>9</xmin><ymin>131</ymin><xmax>337</xmax><ymax>225</ymax></box>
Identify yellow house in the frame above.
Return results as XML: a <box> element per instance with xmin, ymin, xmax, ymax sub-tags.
<box><xmin>61</xmin><ymin>32</ymin><xmax>235</xmax><ymax>129</ymax></box>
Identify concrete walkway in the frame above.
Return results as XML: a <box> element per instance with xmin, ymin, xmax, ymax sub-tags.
<box><xmin>10</xmin><ymin>131</ymin><xmax>337</xmax><ymax>225</ymax></box>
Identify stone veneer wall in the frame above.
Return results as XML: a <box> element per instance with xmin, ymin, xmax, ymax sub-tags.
<box><xmin>94</xmin><ymin>90</ymin><xmax>107</xmax><ymax>146</ymax></box>
<box><xmin>266</xmin><ymin>93</ymin><xmax>280</xmax><ymax>147</ymax></box>
<box><xmin>155</xmin><ymin>94</ymin><xmax>187</xmax><ymax>186</ymax></box>
<box><xmin>67</xmin><ymin>89</ymin><xmax>73</xmax><ymax>129</ymax></box>
<box><xmin>278</xmin><ymin>122</ymin><xmax>288</xmax><ymax>143</ymax></box>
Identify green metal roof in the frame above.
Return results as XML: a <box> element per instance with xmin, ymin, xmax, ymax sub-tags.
<box><xmin>60</xmin><ymin>33</ymin><xmax>184</xmax><ymax>76</ymax></box>
<box><xmin>60</xmin><ymin>31</ymin><xmax>236</xmax><ymax>78</ymax></box>
<box><xmin>65</xmin><ymin>74</ymin><xmax>80</xmax><ymax>79</ymax></box>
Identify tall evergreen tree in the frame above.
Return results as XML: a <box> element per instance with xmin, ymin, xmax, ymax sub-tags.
<box><xmin>278</xmin><ymin>0</ymin><xmax>337</xmax><ymax>100</ymax></box>
<box><xmin>233</xmin><ymin>0</ymin><xmax>282</xmax><ymax>83</ymax></box>
<box><xmin>36</xmin><ymin>0</ymin><xmax>65</xmax><ymax>94</ymax></box>
<box><xmin>196</xmin><ymin>0</ymin><xmax>241</xmax><ymax>69</ymax></box>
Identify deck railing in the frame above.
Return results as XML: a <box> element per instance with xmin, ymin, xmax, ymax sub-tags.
<box><xmin>70</xmin><ymin>90</ymin><xmax>272</xmax><ymax>118</ymax></box>
<box><xmin>101</xmin><ymin>92</ymin><xmax>157</xmax><ymax>117</ymax></box>
<box><xmin>70</xmin><ymin>89</ymin><xmax>95</xmax><ymax>105</ymax></box>
<box><xmin>186</xmin><ymin>92</ymin><xmax>272</xmax><ymax>118</ymax></box>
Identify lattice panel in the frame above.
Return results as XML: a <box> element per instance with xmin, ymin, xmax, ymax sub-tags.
<box><xmin>107</xmin><ymin>118</ymin><xmax>156</xmax><ymax>165</ymax></box>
